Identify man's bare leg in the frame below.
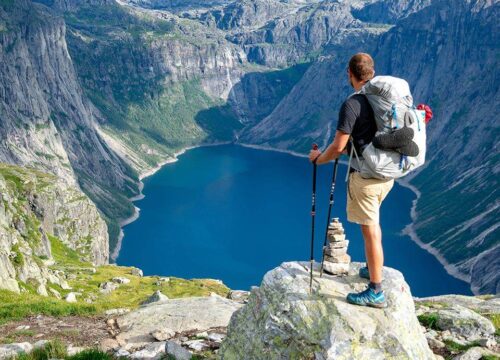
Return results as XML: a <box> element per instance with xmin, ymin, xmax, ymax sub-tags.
<box><xmin>346</xmin><ymin>222</ymin><xmax>387</xmax><ymax>307</ymax></box>
<box><xmin>361</xmin><ymin>224</ymin><xmax>383</xmax><ymax>285</ymax></box>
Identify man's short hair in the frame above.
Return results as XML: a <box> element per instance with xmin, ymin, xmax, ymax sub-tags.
<box><xmin>348</xmin><ymin>53</ymin><xmax>375</xmax><ymax>82</ymax></box>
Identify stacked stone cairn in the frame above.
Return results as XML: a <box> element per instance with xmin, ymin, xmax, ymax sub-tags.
<box><xmin>322</xmin><ymin>218</ymin><xmax>351</xmax><ymax>275</ymax></box>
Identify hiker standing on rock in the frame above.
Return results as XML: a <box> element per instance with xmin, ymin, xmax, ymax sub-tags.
<box><xmin>309</xmin><ymin>53</ymin><xmax>392</xmax><ymax>308</ymax></box>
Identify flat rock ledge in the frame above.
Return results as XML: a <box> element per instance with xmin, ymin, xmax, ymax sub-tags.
<box><xmin>219</xmin><ymin>261</ymin><xmax>434</xmax><ymax>360</ymax></box>
<box><xmin>116</xmin><ymin>293</ymin><xmax>243</xmax><ymax>350</ymax></box>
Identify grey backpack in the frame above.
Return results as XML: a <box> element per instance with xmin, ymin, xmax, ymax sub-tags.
<box><xmin>347</xmin><ymin>76</ymin><xmax>427</xmax><ymax>180</ymax></box>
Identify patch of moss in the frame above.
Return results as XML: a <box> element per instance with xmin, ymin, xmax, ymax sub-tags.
<box><xmin>485</xmin><ymin>313</ymin><xmax>500</xmax><ymax>336</ymax></box>
<box><xmin>417</xmin><ymin>313</ymin><xmax>440</xmax><ymax>330</ymax></box>
<box><xmin>415</xmin><ymin>301</ymin><xmax>448</xmax><ymax>309</ymax></box>
<box><xmin>444</xmin><ymin>339</ymin><xmax>481</xmax><ymax>352</ymax></box>
<box><xmin>11</xmin><ymin>243</ymin><xmax>25</xmax><ymax>267</ymax></box>
<box><xmin>481</xmin><ymin>355</ymin><xmax>500</xmax><ymax>360</ymax></box>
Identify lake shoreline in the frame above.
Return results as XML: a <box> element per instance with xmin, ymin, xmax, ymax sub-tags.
<box><xmin>111</xmin><ymin>141</ymin><xmax>232</xmax><ymax>261</ymax></box>
<box><xmin>113</xmin><ymin>143</ymin><xmax>472</xmax><ymax>293</ymax></box>
<box><xmin>397</xmin><ymin>178</ymin><xmax>473</xmax><ymax>294</ymax></box>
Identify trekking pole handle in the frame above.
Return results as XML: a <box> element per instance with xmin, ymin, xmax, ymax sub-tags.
<box><xmin>312</xmin><ymin>144</ymin><xmax>321</xmax><ymax>164</ymax></box>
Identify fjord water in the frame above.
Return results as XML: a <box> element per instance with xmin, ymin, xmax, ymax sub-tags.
<box><xmin>117</xmin><ymin>145</ymin><xmax>471</xmax><ymax>297</ymax></box>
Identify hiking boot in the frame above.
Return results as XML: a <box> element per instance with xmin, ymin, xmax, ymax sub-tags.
<box><xmin>359</xmin><ymin>266</ymin><xmax>370</xmax><ymax>280</ymax></box>
<box><xmin>346</xmin><ymin>287</ymin><xmax>387</xmax><ymax>308</ymax></box>
<box><xmin>372</xmin><ymin>127</ymin><xmax>414</xmax><ymax>150</ymax></box>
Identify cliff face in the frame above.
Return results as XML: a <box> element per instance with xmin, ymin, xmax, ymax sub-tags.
<box><xmin>0</xmin><ymin>1</ymin><xmax>139</xmax><ymax>247</ymax></box>
<box><xmin>351</xmin><ymin>0</ymin><xmax>431</xmax><ymax>24</ymax></box>
<box><xmin>198</xmin><ymin>0</ymin><xmax>376</xmax><ymax>67</ymax></box>
<box><xmin>0</xmin><ymin>163</ymin><xmax>108</xmax><ymax>295</ymax></box>
<box><xmin>121</xmin><ymin>0</ymin><xmax>232</xmax><ymax>12</ymax></box>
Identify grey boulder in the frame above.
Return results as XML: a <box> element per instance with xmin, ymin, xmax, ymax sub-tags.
<box><xmin>219</xmin><ymin>261</ymin><xmax>434</xmax><ymax>360</ymax></box>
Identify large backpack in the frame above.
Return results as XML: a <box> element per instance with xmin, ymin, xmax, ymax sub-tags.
<box><xmin>347</xmin><ymin>76</ymin><xmax>427</xmax><ymax>180</ymax></box>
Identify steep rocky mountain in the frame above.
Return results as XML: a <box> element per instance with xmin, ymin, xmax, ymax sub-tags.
<box><xmin>0</xmin><ymin>163</ymin><xmax>108</xmax><ymax>295</ymax></box>
<box><xmin>121</xmin><ymin>0</ymin><xmax>232</xmax><ymax>12</ymax></box>
<box><xmin>351</xmin><ymin>0</ymin><xmax>431</xmax><ymax>24</ymax></box>
<box><xmin>196</xmin><ymin>0</ymin><xmax>385</xmax><ymax>67</ymax></box>
<box><xmin>0</xmin><ymin>0</ymin><xmax>497</xmax><ymax>295</ymax></box>
<box><xmin>0</xmin><ymin>0</ymin><xmax>139</xmax><ymax>246</ymax></box>
<box><xmin>242</xmin><ymin>0</ymin><xmax>499</xmax><ymax>294</ymax></box>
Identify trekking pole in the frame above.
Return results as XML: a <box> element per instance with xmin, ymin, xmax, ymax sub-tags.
<box><xmin>320</xmin><ymin>158</ymin><xmax>339</xmax><ymax>277</ymax></box>
<box><xmin>309</xmin><ymin>144</ymin><xmax>319</xmax><ymax>294</ymax></box>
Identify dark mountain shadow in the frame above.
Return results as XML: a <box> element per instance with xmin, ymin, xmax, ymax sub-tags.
<box><xmin>195</xmin><ymin>62</ymin><xmax>311</xmax><ymax>142</ymax></box>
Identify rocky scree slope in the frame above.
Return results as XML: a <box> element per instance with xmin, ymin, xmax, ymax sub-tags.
<box><xmin>241</xmin><ymin>0</ymin><xmax>500</xmax><ymax>295</ymax></box>
<box><xmin>0</xmin><ymin>163</ymin><xmax>108</xmax><ymax>296</ymax></box>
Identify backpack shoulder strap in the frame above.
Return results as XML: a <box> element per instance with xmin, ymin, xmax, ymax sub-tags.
<box><xmin>345</xmin><ymin>137</ymin><xmax>363</xmax><ymax>182</ymax></box>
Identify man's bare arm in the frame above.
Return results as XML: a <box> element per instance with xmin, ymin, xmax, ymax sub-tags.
<box><xmin>308</xmin><ymin>131</ymin><xmax>350</xmax><ymax>164</ymax></box>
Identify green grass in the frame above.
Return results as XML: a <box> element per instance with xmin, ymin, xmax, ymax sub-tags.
<box><xmin>1</xmin><ymin>236</ymin><xmax>230</xmax><ymax>325</ymax></box>
<box><xmin>49</xmin><ymin>235</ymin><xmax>91</xmax><ymax>268</ymax></box>
<box><xmin>67</xmin><ymin>264</ymin><xmax>230</xmax><ymax>311</ymax></box>
<box><xmin>65</xmin><ymin>349</ymin><xmax>114</xmax><ymax>360</ymax></box>
<box><xmin>11</xmin><ymin>243</ymin><xmax>25</xmax><ymax>267</ymax></box>
<box><xmin>485</xmin><ymin>313</ymin><xmax>500</xmax><ymax>336</ymax></box>
<box><xmin>443</xmin><ymin>339</ymin><xmax>481</xmax><ymax>352</ymax></box>
<box><xmin>0</xmin><ymin>267</ymin><xmax>230</xmax><ymax>325</ymax></box>
<box><xmin>481</xmin><ymin>355</ymin><xmax>500</xmax><ymax>360</ymax></box>
<box><xmin>10</xmin><ymin>341</ymin><xmax>118</xmax><ymax>360</ymax></box>
<box><xmin>1</xmin><ymin>329</ymin><xmax>36</xmax><ymax>344</ymax></box>
<box><xmin>0</xmin><ymin>289</ymin><xmax>97</xmax><ymax>325</ymax></box>
<box><xmin>417</xmin><ymin>313</ymin><xmax>440</xmax><ymax>330</ymax></box>
<box><xmin>14</xmin><ymin>341</ymin><xmax>66</xmax><ymax>360</ymax></box>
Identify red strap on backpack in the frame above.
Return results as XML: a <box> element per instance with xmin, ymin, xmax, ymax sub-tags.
<box><xmin>417</xmin><ymin>103</ymin><xmax>433</xmax><ymax>124</ymax></box>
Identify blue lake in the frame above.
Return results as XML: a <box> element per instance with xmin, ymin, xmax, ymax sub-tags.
<box><xmin>117</xmin><ymin>144</ymin><xmax>471</xmax><ymax>297</ymax></box>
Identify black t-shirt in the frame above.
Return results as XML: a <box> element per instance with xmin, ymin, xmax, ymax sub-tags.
<box><xmin>336</xmin><ymin>94</ymin><xmax>377</xmax><ymax>157</ymax></box>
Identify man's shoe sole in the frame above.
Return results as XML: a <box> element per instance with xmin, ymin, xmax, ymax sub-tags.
<box><xmin>347</xmin><ymin>300</ymin><xmax>387</xmax><ymax>309</ymax></box>
<box><xmin>367</xmin><ymin>302</ymin><xmax>387</xmax><ymax>309</ymax></box>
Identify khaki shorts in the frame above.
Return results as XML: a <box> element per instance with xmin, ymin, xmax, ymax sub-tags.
<box><xmin>347</xmin><ymin>171</ymin><xmax>394</xmax><ymax>225</ymax></box>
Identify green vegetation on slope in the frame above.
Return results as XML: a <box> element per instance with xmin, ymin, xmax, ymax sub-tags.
<box><xmin>0</xmin><ymin>163</ymin><xmax>107</xmax><ymax>266</ymax></box>
<box><xmin>64</xmin><ymin>2</ymin><xmax>244</xmax><ymax>173</ymax></box>
<box><xmin>0</xmin><ymin>289</ymin><xmax>97</xmax><ymax>325</ymax></box>
<box><xmin>1</xmin><ymin>237</ymin><xmax>230</xmax><ymax>325</ymax></box>
<box><xmin>64</xmin><ymin>2</ymin><xmax>175</xmax><ymax>41</ymax></box>
<box><xmin>94</xmin><ymin>79</ymin><xmax>236</xmax><ymax>167</ymax></box>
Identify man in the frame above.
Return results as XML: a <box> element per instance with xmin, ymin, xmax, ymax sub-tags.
<box><xmin>309</xmin><ymin>53</ymin><xmax>393</xmax><ymax>308</ymax></box>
